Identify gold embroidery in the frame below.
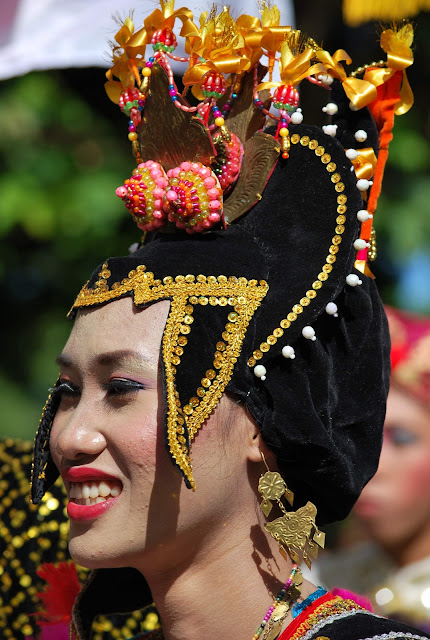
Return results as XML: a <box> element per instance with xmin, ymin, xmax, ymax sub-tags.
<box><xmin>247</xmin><ymin>134</ymin><xmax>348</xmax><ymax>366</ymax></box>
<box><xmin>71</xmin><ymin>268</ymin><xmax>268</xmax><ymax>488</ymax></box>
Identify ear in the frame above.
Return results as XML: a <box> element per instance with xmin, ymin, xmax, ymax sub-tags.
<box><xmin>241</xmin><ymin>405</ymin><xmax>277</xmax><ymax>466</ymax></box>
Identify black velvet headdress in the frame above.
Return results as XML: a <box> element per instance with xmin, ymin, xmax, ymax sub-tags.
<box><xmin>31</xmin><ymin>8</ymin><xmax>414</xmax><ymax>529</ymax></box>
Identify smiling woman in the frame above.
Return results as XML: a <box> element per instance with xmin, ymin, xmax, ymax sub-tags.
<box><xmin>27</xmin><ymin>3</ymin><xmax>427</xmax><ymax>640</ymax></box>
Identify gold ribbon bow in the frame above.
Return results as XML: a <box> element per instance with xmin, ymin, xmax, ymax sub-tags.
<box><xmin>183</xmin><ymin>7</ymin><xmax>251</xmax><ymax>99</ymax></box>
<box><xmin>316</xmin><ymin>49</ymin><xmax>377</xmax><ymax>110</ymax></box>
<box><xmin>351</xmin><ymin>147</ymin><xmax>377</xmax><ymax>181</ymax></box>
<box><xmin>105</xmin><ymin>1</ymin><xmax>197</xmax><ymax>104</ymax></box>
<box><xmin>256</xmin><ymin>36</ymin><xmax>325</xmax><ymax>94</ymax></box>
<box><xmin>364</xmin><ymin>24</ymin><xmax>414</xmax><ymax>115</ymax></box>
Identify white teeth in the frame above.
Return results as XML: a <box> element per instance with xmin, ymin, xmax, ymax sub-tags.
<box><xmin>89</xmin><ymin>483</ymin><xmax>99</xmax><ymax>499</ymax></box>
<box><xmin>99</xmin><ymin>481</ymin><xmax>111</xmax><ymax>497</ymax></box>
<box><xmin>70</xmin><ymin>480</ymin><xmax>122</xmax><ymax>502</ymax></box>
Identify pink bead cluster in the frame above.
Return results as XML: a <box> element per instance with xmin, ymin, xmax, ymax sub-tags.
<box><xmin>164</xmin><ymin>162</ymin><xmax>223</xmax><ymax>233</ymax></box>
<box><xmin>115</xmin><ymin>161</ymin><xmax>168</xmax><ymax>232</ymax></box>
<box><xmin>212</xmin><ymin>132</ymin><xmax>244</xmax><ymax>190</ymax></box>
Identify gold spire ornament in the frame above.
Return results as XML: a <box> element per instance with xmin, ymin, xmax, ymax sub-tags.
<box><xmin>258</xmin><ymin>453</ymin><xmax>325</xmax><ymax>569</ymax></box>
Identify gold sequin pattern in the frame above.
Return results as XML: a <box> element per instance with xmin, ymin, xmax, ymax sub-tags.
<box><xmin>247</xmin><ymin>134</ymin><xmax>348</xmax><ymax>368</ymax></box>
<box><xmin>72</xmin><ymin>269</ymin><xmax>268</xmax><ymax>488</ymax></box>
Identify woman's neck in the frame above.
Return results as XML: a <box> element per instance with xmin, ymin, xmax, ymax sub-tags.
<box><xmin>140</xmin><ymin>524</ymin><xmax>316</xmax><ymax>640</ymax></box>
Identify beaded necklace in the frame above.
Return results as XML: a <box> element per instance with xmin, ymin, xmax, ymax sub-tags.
<box><xmin>251</xmin><ymin>563</ymin><xmax>301</xmax><ymax>640</ymax></box>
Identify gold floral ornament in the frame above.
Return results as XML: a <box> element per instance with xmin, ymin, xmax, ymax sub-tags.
<box><xmin>315</xmin><ymin>48</ymin><xmax>377</xmax><ymax>111</ymax></box>
<box><xmin>364</xmin><ymin>24</ymin><xmax>414</xmax><ymax>116</ymax></box>
<box><xmin>182</xmin><ymin>7</ymin><xmax>251</xmax><ymax>100</ymax></box>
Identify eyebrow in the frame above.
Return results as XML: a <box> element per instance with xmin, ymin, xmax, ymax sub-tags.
<box><xmin>55</xmin><ymin>349</ymin><xmax>151</xmax><ymax>369</ymax></box>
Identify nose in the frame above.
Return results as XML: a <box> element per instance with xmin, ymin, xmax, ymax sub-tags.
<box><xmin>51</xmin><ymin>403</ymin><xmax>107</xmax><ymax>464</ymax></box>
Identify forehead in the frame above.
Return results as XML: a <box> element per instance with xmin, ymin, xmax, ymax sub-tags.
<box><xmin>63</xmin><ymin>298</ymin><xmax>171</xmax><ymax>364</ymax></box>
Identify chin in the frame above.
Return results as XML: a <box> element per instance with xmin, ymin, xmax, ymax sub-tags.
<box><xmin>68</xmin><ymin>534</ymin><xmax>138</xmax><ymax>570</ymax></box>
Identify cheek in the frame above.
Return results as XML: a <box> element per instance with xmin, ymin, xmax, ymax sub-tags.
<box><xmin>402</xmin><ymin>451</ymin><xmax>430</xmax><ymax>500</ymax></box>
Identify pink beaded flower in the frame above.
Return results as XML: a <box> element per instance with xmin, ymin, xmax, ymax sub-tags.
<box><xmin>116</xmin><ymin>161</ymin><xmax>168</xmax><ymax>232</ymax></box>
<box><xmin>164</xmin><ymin>162</ymin><xmax>223</xmax><ymax>233</ymax></box>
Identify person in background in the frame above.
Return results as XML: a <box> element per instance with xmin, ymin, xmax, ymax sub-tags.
<box><xmin>317</xmin><ymin>306</ymin><xmax>430</xmax><ymax>632</ymax></box>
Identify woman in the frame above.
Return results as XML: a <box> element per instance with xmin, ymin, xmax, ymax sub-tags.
<box><xmin>318</xmin><ymin>307</ymin><xmax>430</xmax><ymax>631</ymax></box>
<box><xmin>30</xmin><ymin>4</ymin><xmax>423</xmax><ymax>639</ymax></box>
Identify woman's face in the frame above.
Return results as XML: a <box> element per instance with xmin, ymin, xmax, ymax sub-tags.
<box><xmin>355</xmin><ymin>386</ymin><xmax>430</xmax><ymax>550</ymax></box>
<box><xmin>50</xmin><ymin>297</ymin><xmax>255</xmax><ymax>572</ymax></box>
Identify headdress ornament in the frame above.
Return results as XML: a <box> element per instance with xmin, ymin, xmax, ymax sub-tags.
<box><xmin>32</xmin><ymin>2</ymin><xmax>413</xmax><ymax>529</ymax></box>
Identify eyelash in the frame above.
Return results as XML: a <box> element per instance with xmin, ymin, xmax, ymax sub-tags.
<box><xmin>55</xmin><ymin>379</ymin><xmax>145</xmax><ymax>398</ymax></box>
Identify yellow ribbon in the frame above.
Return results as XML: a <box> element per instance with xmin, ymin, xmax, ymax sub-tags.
<box><xmin>364</xmin><ymin>25</ymin><xmax>414</xmax><ymax>115</ymax></box>
<box><xmin>256</xmin><ymin>43</ymin><xmax>325</xmax><ymax>93</ymax></box>
<box><xmin>350</xmin><ymin>147</ymin><xmax>377</xmax><ymax>181</ymax></box>
<box><xmin>316</xmin><ymin>49</ymin><xmax>377</xmax><ymax>110</ymax></box>
<box><xmin>182</xmin><ymin>7</ymin><xmax>251</xmax><ymax>98</ymax></box>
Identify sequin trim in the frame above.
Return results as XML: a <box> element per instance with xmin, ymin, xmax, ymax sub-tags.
<box><xmin>285</xmin><ymin>595</ymin><xmax>364</xmax><ymax>640</ymax></box>
<box><xmin>358</xmin><ymin>634</ymin><xmax>430</xmax><ymax>640</ymax></box>
<box><xmin>298</xmin><ymin>610</ymin><xmax>375</xmax><ymax>640</ymax></box>
<box><xmin>247</xmin><ymin>134</ymin><xmax>349</xmax><ymax>368</ymax></box>
<box><xmin>71</xmin><ymin>267</ymin><xmax>268</xmax><ymax>488</ymax></box>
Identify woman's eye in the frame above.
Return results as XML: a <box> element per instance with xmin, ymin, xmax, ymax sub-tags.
<box><xmin>385</xmin><ymin>426</ymin><xmax>418</xmax><ymax>446</ymax></box>
<box><xmin>105</xmin><ymin>379</ymin><xmax>145</xmax><ymax>396</ymax></box>
<box><xmin>57</xmin><ymin>380</ymin><xmax>80</xmax><ymax>397</ymax></box>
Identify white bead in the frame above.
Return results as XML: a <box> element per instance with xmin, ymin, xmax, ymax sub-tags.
<box><xmin>254</xmin><ymin>365</ymin><xmax>267</xmax><ymax>380</ymax></box>
<box><xmin>129</xmin><ymin>242</ymin><xmax>139</xmax><ymax>253</ymax></box>
<box><xmin>317</xmin><ymin>74</ymin><xmax>334</xmax><ymax>86</ymax></box>
<box><xmin>354</xmin><ymin>129</ymin><xmax>368</xmax><ymax>142</ymax></box>
<box><xmin>356</xmin><ymin>178</ymin><xmax>373</xmax><ymax>191</ymax></box>
<box><xmin>325</xmin><ymin>302</ymin><xmax>338</xmax><ymax>317</ymax></box>
<box><xmin>302</xmin><ymin>326</ymin><xmax>316</xmax><ymax>341</ymax></box>
<box><xmin>322</xmin><ymin>102</ymin><xmax>338</xmax><ymax>115</ymax></box>
<box><xmin>345</xmin><ymin>148</ymin><xmax>359</xmax><ymax>160</ymax></box>
<box><xmin>353</xmin><ymin>238</ymin><xmax>369</xmax><ymax>250</ymax></box>
<box><xmin>357</xmin><ymin>209</ymin><xmax>372</xmax><ymax>222</ymax></box>
<box><xmin>291</xmin><ymin>111</ymin><xmax>303</xmax><ymax>124</ymax></box>
<box><xmin>346</xmin><ymin>273</ymin><xmax>362</xmax><ymax>287</ymax></box>
<box><xmin>282</xmin><ymin>345</ymin><xmax>295</xmax><ymax>359</ymax></box>
<box><xmin>322</xmin><ymin>124</ymin><xmax>338</xmax><ymax>137</ymax></box>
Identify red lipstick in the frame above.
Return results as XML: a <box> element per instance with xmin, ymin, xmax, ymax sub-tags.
<box><xmin>67</xmin><ymin>497</ymin><xmax>120</xmax><ymax>521</ymax></box>
<box><xmin>62</xmin><ymin>467</ymin><xmax>120</xmax><ymax>483</ymax></box>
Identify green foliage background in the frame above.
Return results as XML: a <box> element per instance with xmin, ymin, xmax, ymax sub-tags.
<box><xmin>0</xmin><ymin>8</ymin><xmax>429</xmax><ymax>441</ymax></box>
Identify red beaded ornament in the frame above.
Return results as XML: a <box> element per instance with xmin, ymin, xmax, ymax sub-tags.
<box><xmin>164</xmin><ymin>162</ymin><xmax>223</xmax><ymax>233</ymax></box>
<box><xmin>272</xmin><ymin>84</ymin><xmax>299</xmax><ymax>112</ymax></box>
<box><xmin>116</xmin><ymin>161</ymin><xmax>168</xmax><ymax>232</ymax></box>
<box><xmin>151</xmin><ymin>27</ymin><xmax>177</xmax><ymax>53</ymax></box>
<box><xmin>201</xmin><ymin>70</ymin><xmax>227</xmax><ymax>98</ymax></box>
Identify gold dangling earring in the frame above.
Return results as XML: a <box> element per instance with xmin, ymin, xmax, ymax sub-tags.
<box><xmin>258</xmin><ymin>452</ymin><xmax>325</xmax><ymax>570</ymax></box>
